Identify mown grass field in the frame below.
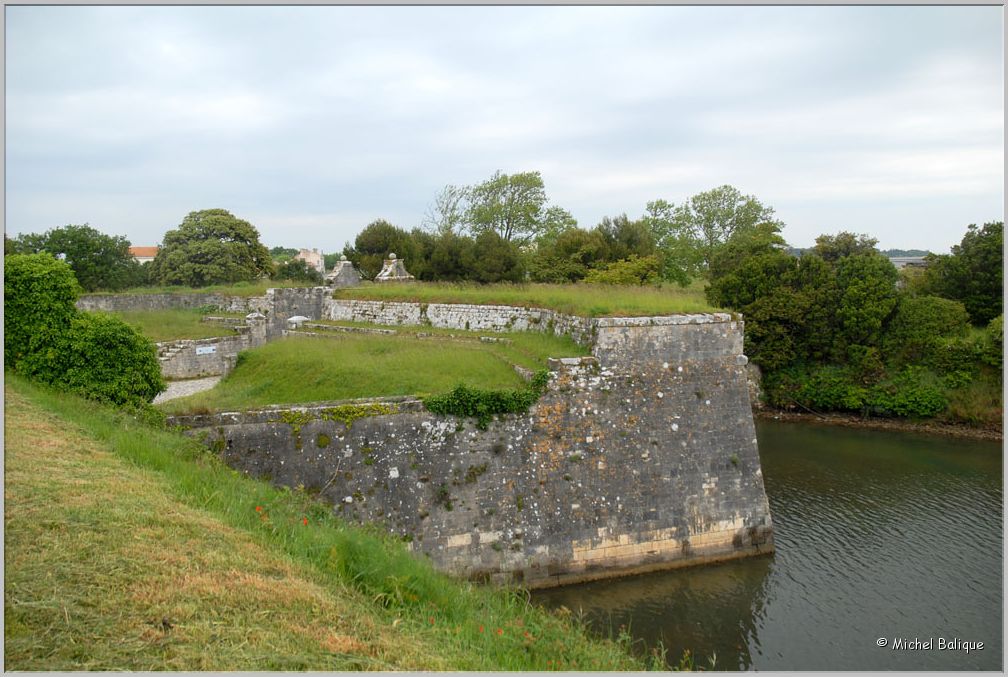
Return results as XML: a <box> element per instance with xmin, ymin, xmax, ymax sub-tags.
<box><xmin>158</xmin><ymin>331</ymin><xmax>587</xmax><ymax>415</ymax></box>
<box><xmin>333</xmin><ymin>281</ymin><xmax>718</xmax><ymax>317</ymax></box>
<box><xmin>111</xmin><ymin>308</ymin><xmax>247</xmax><ymax>342</ymax></box>
<box><xmin>4</xmin><ymin>375</ymin><xmax>654</xmax><ymax>671</ymax></box>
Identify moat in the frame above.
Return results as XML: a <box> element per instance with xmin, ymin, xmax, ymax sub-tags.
<box><xmin>534</xmin><ymin>420</ymin><xmax>1003</xmax><ymax>670</ymax></box>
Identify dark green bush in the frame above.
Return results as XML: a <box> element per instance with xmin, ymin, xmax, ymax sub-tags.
<box><xmin>980</xmin><ymin>314</ymin><xmax>1003</xmax><ymax>369</ymax></box>
<box><xmin>423</xmin><ymin>369</ymin><xmax>549</xmax><ymax>429</ymax></box>
<box><xmin>53</xmin><ymin>312</ymin><xmax>165</xmax><ymax>407</ymax></box>
<box><xmin>883</xmin><ymin>295</ymin><xmax>969</xmax><ymax>363</ymax></box>
<box><xmin>272</xmin><ymin>259</ymin><xmax>323</xmax><ymax>284</ymax></box>
<box><xmin>4</xmin><ymin>253</ymin><xmax>81</xmax><ymax>374</ymax></box>
<box><xmin>867</xmin><ymin>367</ymin><xmax>946</xmax><ymax>418</ymax></box>
<box><xmin>923</xmin><ymin>336</ymin><xmax>980</xmax><ymax>376</ymax></box>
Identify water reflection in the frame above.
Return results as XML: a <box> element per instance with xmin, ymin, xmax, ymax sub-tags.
<box><xmin>533</xmin><ymin>421</ymin><xmax>1002</xmax><ymax>671</ymax></box>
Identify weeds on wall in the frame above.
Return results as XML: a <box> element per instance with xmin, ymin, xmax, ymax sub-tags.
<box><xmin>423</xmin><ymin>369</ymin><xmax>550</xmax><ymax>429</ymax></box>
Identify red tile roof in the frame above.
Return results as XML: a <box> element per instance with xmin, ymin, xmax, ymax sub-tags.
<box><xmin>129</xmin><ymin>246</ymin><xmax>159</xmax><ymax>258</ymax></box>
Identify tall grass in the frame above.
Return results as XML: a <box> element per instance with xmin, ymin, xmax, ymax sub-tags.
<box><xmin>333</xmin><ymin>281</ymin><xmax>718</xmax><ymax>317</ymax></box>
<box><xmin>87</xmin><ymin>279</ymin><xmax>317</xmax><ymax>297</ymax></box>
<box><xmin>159</xmin><ymin>332</ymin><xmax>585</xmax><ymax>415</ymax></box>
<box><xmin>5</xmin><ymin>375</ymin><xmax>652</xmax><ymax>670</ymax></box>
<box><xmin>111</xmin><ymin>308</ymin><xmax>246</xmax><ymax>342</ymax></box>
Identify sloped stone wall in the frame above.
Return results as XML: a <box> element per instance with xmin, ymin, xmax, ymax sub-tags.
<box><xmin>170</xmin><ymin>311</ymin><xmax>774</xmax><ymax>588</ymax></box>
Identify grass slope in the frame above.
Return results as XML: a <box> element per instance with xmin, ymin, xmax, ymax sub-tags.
<box><xmin>112</xmin><ymin>308</ymin><xmax>246</xmax><ymax>342</ymax></box>
<box><xmin>4</xmin><ymin>376</ymin><xmax>652</xmax><ymax>671</ymax></box>
<box><xmin>159</xmin><ymin>332</ymin><xmax>586</xmax><ymax>415</ymax></box>
<box><xmin>87</xmin><ymin>279</ymin><xmax>317</xmax><ymax>297</ymax></box>
<box><xmin>333</xmin><ymin>281</ymin><xmax>717</xmax><ymax>317</ymax></box>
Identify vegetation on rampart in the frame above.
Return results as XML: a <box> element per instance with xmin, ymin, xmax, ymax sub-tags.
<box><xmin>333</xmin><ymin>280</ymin><xmax>716</xmax><ymax>317</ymax></box>
<box><xmin>4</xmin><ymin>376</ymin><xmax>653</xmax><ymax>670</ymax></box>
<box><xmin>112</xmin><ymin>308</ymin><xmax>247</xmax><ymax>342</ymax></box>
<box><xmin>158</xmin><ymin>332</ymin><xmax>585</xmax><ymax>415</ymax></box>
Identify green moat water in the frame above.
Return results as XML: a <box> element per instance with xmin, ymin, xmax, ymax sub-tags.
<box><xmin>533</xmin><ymin>420</ymin><xmax>1002</xmax><ymax>670</ymax></box>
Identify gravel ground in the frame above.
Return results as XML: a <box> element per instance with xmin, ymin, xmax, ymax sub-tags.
<box><xmin>154</xmin><ymin>375</ymin><xmax>222</xmax><ymax>404</ymax></box>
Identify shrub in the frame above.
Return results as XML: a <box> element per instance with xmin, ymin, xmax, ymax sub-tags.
<box><xmin>923</xmin><ymin>336</ymin><xmax>980</xmax><ymax>376</ymax></box>
<box><xmin>423</xmin><ymin>369</ymin><xmax>549</xmax><ymax>429</ymax></box>
<box><xmin>980</xmin><ymin>314</ymin><xmax>1003</xmax><ymax>370</ymax></box>
<box><xmin>867</xmin><ymin>367</ymin><xmax>946</xmax><ymax>418</ymax></box>
<box><xmin>4</xmin><ymin>253</ymin><xmax>81</xmax><ymax>374</ymax></box>
<box><xmin>53</xmin><ymin>312</ymin><xmax>165</xmax><ymax>407</ymax></box>
<box><xmin>582</xmin><ymin>255</ymin><xmax>661</xmax><ymax>286</ymax></box>
<box><xmin>883</xmin><ymin>295</ymin><xmax>969</xmax><ymax>363</ymax></box>
<box><xmin>273</xmin><ymin>259</ymin><xmax>323</xmax><ymax>284</ymax></box>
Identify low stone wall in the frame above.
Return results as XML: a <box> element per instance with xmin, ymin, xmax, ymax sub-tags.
<box><xmin>76</xmin><ymin>292</ymin><xmax>268</xmax><ymax>314</ymax></box>
<box><xmin>171</xmin><ymin>311</ymin><xmax>774</xmax><ymax>588</ymax></box>
<box><xmin>157</xmin><ymin>334</ymin><xmax>251</xmax><ymax>379</ymax></box>
<box><xmin>323</xmin><ymin>299</ymin><xmax>597</xmax><ymax>346</ymax></box>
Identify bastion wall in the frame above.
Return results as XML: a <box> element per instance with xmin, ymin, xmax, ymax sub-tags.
<box><xmin>155</xmin><ymin>286</ymin><xmax>774</xmax><ymax>587</ymax></box>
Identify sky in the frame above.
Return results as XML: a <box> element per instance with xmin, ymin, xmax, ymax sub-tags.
<box><xmin>4</xmin><ymin>5</ymin><xmax>1004</xmax><ymax>255</ymax></box>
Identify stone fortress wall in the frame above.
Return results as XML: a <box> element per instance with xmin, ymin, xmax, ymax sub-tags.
<box><xmin>134</xmin><ymin>285</ymin><xmax>776</xmax><ymax>588</ymax></box>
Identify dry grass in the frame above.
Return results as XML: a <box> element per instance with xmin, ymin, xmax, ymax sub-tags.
<box><xmin>4</xmin><ymin>387</ymin><xmax>444</xmax><ymax>670</ymax></box>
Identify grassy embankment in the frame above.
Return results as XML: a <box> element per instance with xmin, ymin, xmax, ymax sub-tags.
<box><xmin>332</xmin><ymin>281</ymin><xmax>718</xmax><ymax>317</ymax></box>
<box><xmin>87</xmin><ymin>279</ymin><xmax>317</xmax><ymax>297</ymax></box>
<box><xmin>4</xmin><ymin>375</ymin><xmax>653</xmax><ymax>671</ymax></box>
<box><xmin>112</xmin><ymin>308</ymin><xmax>247</xmax><ymax>342</ymax></box>
<box><xmin>158</xmin><ymin>331</ymin><xmax>587</xmax><ymax>415</ymax></box>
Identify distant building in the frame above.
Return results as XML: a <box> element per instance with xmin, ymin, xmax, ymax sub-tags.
<box><xmin>294</xmin><ymin>248</ymin><xmax>326</xmax><ymax>274</ymax></box>
<box><xmin>129</xmin><ymin>246</ymin><xmax>159</xmax><ymax>263</ymax></box>
<box><xmin>888</xmin><ymin>256</ymin><xmax>929</xmax><ymax>270</ymax></box>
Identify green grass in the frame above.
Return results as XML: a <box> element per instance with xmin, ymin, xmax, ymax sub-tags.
<box><xmin>333</xmin><ymin>281</ymin><xmax>718</xmax><ymax>317</ymax></box>
<box><xmin>111</xmin><ymin>308</ymin><xmax>247</xmax><ymax>342</ymax></box>
<box><xmin>159</xmin><ymin>331</ymin><xmax>586</xmax><ymax>415</ymax></box>
<box><xmin>87</xmin><ymin>279</ymin><xmax>318</xmax><ymax>297</ymax></box>
<box><xmin>4</xmin><ymin>374</ymin><xmax>652</xmax><ymax>670</ymax></box>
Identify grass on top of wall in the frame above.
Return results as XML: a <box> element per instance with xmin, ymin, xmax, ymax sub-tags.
<box><xmin>158</xmin><ymin>331</ymin><xmax>585</xmax><ymax>415</ymax></box>
<box><xmin>4</xmin><ymin>374</ymin><xmax>654</xmax><ymax>671</ymax></box>
<box><xmin>332</xmin><ymin>281</ymin><xmax>718</xmax><ymax>317</ymax></box>
<box><xmin>87</xmin><ymin>279</ymin><xmax>318</xmax><ymax>297</ymax></box>
<box><xmin>111</xmin><ymin>308</ymin><xmax>248</xmax><ymax>342</ymax></box>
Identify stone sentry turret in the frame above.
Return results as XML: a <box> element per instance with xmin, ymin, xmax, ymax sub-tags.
<box><xmin>374</xmin><ymin>253</ymin><xmax>415</xmax><ymax>283</ymax></box>
<box><xmin>325</xmin><ymin>255</ymin><xmax>362</xmax><ymax>287</ymax></box>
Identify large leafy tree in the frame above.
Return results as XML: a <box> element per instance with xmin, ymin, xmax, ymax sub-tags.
<box><xmin>13</xmin><ymin>223</ymin><xmax>145</xmax><ymax>291</ymax></box>
<box><xmin>422</xmin><ymin>184</ymin><xmax>470</xmax><ymax>236</ymax></box>
<box><xmin>923</xmin><ymin>221</ymin><xmax>1003</xmax><ymax>325</ymax></box>
<box><xmin>466</xmin><ymin>170</ymin><xmax>549</xmax><ymax>246</ymax></box>
<box><xmin>645</xmin><ymin>186</ymin><xmax>783</xmax><ymax>276</ymax></box>
<box><xmin>150</xmin><ymin>209</ymin><xmax>273</xmax><ymax>287</ymax></box>
<box><xmin>344</xmin><ymin>219</ymin><xmax>420</xmax><ymax>280</ymax></box>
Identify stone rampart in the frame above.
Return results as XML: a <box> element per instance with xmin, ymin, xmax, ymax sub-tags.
<box><xmin>169</xmin><ymin>309</ymin><xmax>774</xmax><ymax>588</ymax></box>
<box><xmin>76</xmin><ymin>292</ymin><xmax>268</xmax><ymax>314</ymax></box>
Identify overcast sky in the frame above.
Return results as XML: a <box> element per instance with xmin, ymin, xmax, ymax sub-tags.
<box><xmin>5</xmin><ymin>5</ymin><xmax>1003</xmax><ymax>255</ymax></box>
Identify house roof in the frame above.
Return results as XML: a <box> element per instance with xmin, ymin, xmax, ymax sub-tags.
<box><xmin>129</xmin><ymin>246</ymin><xmax>159</xmax><ymax>257</ymax></box>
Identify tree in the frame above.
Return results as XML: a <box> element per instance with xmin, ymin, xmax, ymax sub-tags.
<box><xmin>649</xmin><ymin>186</ymin><xmax>783</xmax><ymax>273</ymax></box>
<box><xmin>470</xmin><ymin>231</ymin><xmax>524</xmax><ymax>283</ymax></box>
<box><xmin>150</xmin><ymin>209</ymin><xmax>273</xmax><ymax>287</ymax></box>
<box><xmin>528</xmin><ymin>228</ymin><xmax>609</xmax><ymax>283</ymax></box>
<box><xmin>13</xmin><ymin>223</ymin><xmax>145</xmax><ymax>291</ymax></box>
<box><xmin>429</xmin><ymin>232</ymin><xmax>477</xmax><ymax>281</ymax></box>
<box><xmin>273</xmin><ymin>259</ymin><xmax>323</xmax><ymax>284</ymax></box>
<box><xmin>812</xmin><ymin>231</ymin><xmax>879</xmax><ymax>263</ymax></box>
<box><xmin>535</xmin><ymin>206</ymin><xmax>578</xmax><ymax>249</ymax></box>
<box><xmin>466</xmin><ymin>170</ymin><xmax>549</xmax><ymax>246</ymax></box>
<box><xmin>422</xmin><ymin>184</ymin><xmax>470</xmax><ymax>236</ymax></box>
<box><xmin>923</xmin><ymin>221</ymin><xmax>1003</xmax><ymax>325</ymax></box>
<box><xmin>883</xmin><ymin>295</ymin><xmax>970</xmax><ymax>364</ymax></box>
<box><xmin>592</xmin><ymin>214</ymin><xmax>656</xmax><ymax>263</ymax></box>
<box><xmin>4</xmin><ymin>253</ymin><xmax>81</xmax><ymax>374</ymax></box>
<box><xmin>833</xmin><ymin>252</ymin><xmax>899</xmax><ymax>350</ymax></box>
<box><xmin>345</xmin><ymin>219</ymin><xmax>420</xmax><ymax>280</ymax></box>
<box><xmin>640</xmin><ymin>199</ymin><xmax>702</xmax><ymax>285</ymax></box>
